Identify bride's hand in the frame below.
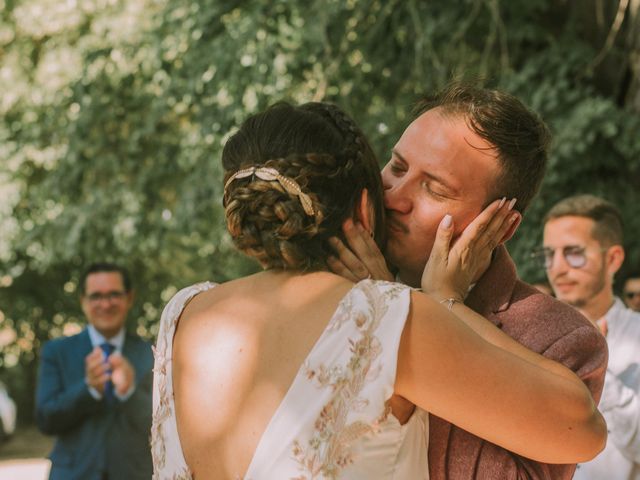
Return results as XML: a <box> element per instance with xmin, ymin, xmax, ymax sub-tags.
<box><xmin>421</xmin><ymin>198</ymin><xmax>519</xmax><ymax>301</ymax></box>
<box><xmin>327</xmin><ymin>219</ymin><xmax>395</xmax><ymax>282</ymax></box>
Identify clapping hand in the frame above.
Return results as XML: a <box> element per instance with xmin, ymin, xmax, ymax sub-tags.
<box><xmin>85</xmin><ymin>347</ymin><xmax>136</xmax><ymax>397</ymax></box>
<box><xmin>421</xmin><ymin>198</ymin><xmax>520</xmax><ymax>302</ymax></box>
<box><xmin>85</xmin><ymin>347</ymin><xmax>110</xmax><ymax>394</ymax></box>
<box><xmin>109</xmin><ymin>352</ymin><xmax>135</xmax><ymax>396</ymax></box>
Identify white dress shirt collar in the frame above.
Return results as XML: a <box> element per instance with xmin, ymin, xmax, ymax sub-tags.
<box><xmin>87</xmin><ymin>325</ymin><xmax>125</xmax><ymax>351</ymax></box>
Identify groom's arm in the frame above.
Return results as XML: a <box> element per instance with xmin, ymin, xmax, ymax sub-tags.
<box><xmin>429</xmin><ymin>420</ymin><xmax>576</xmax><ymax>479</ymax></box>
<box><xmin>429</xmin><ymin>304</ymin><xmax>608</xmax><ymax>480</ymax></box>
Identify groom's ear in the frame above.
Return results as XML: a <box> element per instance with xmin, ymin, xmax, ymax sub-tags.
<box><xmin>499</xmin><ymin>211</ymin><xmax>522</xmax><ymax>244</ymax></box>
<box><xmin>355</xmin><ymin>188</ymin><xmax>374</xmax><ymax>236</ymax></box>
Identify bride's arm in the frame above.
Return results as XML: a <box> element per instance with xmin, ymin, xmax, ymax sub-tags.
<box><xmin>394</xmin><ymin>202</ymin><xmax>606</xmax><ymax>463</ymax></box>
<box><xmin>394</xmin><ymin>291</ymin><xmax>605</xmax><ymax>464</ymax></box>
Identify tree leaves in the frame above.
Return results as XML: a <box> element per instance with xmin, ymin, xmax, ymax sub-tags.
<box><xmin>1</xmin><ymin>0</ymin><xmax>638</xmax><ymax>420</ymax></box>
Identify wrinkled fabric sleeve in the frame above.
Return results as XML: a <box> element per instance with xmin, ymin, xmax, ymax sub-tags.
<box><xmin>473</xmin><ymin>325</ymin><xmax>607</xmax><ymax>480</ymax></box>
<box><xmin>429</xmin><ymin>322</ymin><xmax>608</xmax><ymax>480</ymax></box>
<box><xmin>598</xmin><ymin>369</ymin><xmax>640</xmax><ymax>462</ymax></box>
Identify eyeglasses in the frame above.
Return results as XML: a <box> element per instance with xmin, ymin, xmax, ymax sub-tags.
<box><xmin>624</xmin><ymin>291</ymin><xmax>640</xmax><ymax>300</ymax></box>
<box><xmin>85</xmin><ymin>291</ymin><xmax>127</xmax><ymax>303</ymax></box>
<box><xmin>530</xmin><ymin>246</ymin><xmax>605</xmax><ymax>270</ymax></box>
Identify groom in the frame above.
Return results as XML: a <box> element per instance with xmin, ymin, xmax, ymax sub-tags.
<box><xmin>330</xmin><ymin>83</ymin><xmax>608</xmax><ymax>479</ymax></box>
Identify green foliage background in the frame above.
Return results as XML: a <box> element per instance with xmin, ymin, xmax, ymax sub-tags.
<box><xmin>1</xmin><ymin>0</ymin><xmax>639</xmax><ymax>422</ymax></box>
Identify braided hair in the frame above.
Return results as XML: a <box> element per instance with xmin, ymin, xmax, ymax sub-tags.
<box><xmin>222</xmin><ymin>102</ymin><xmax>385</xmax><ymax>271</ymax></box>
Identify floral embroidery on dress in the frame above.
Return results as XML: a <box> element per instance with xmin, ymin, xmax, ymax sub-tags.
<box><xmin>153</xmin><ymin>469</ymin><xmax>192</xmax><ymax>480</ymax></box>
<box><xmin>291</xmin><ymin>280</ymin><xmax>406</xmax><ymax>479</ymax></box>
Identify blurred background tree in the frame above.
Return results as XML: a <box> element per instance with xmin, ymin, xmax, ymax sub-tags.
<box><xmin>1</xmin><ymin>0</ymin><xmax>639</xmax><ymax>422</ymax></box>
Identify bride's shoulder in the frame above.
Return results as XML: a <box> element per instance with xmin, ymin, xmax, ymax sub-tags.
<box><xmin>172</xmin><ymin>281</ymin><xmax>218</xmax><ymax>304</ymax></box>
<box><xmin>158</xmin><ymin>281</ymin><xmax>218</xmax><ymax>329</ymax></box>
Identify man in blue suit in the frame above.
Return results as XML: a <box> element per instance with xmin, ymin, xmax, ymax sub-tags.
<box><xmin>36</xmin><ymin>263</ymin><xmax>153</xmax><ymax>480</ymax></box>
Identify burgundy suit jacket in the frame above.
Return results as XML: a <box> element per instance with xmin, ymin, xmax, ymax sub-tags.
<box><xmin>428</xmin><ymin>245</ymin><xmax>608</xmax><ymax>480</ymax></box>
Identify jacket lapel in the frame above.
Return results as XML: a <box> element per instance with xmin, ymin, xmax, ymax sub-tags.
<box><xmin>76</xmin><ymin>328</ymin><xmax>94</xmax><ymax>356</ymax></box>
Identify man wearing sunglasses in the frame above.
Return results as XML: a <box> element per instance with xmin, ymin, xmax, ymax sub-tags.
<box><xmin>35</xmin><ymin>263</ymin><xmax>153</xmax><ymax>480</ymax></box>
<box><xmin>622</xmin><ymin>270</ymin><xmax>640</xmax><ymax>312</ymax></box>
<box><xmin>541</xmin><ymin>194</ymin><xmax>640</xmax><ymax>480</ymax></box>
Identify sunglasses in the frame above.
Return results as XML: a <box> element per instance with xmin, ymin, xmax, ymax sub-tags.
<box><xmin>624</xmin><ymin>290</ymin><xmax>640</xmax><ymax>300</ymax></box>
<box><xmin>531</xmin><ymin>246</ymin><xmax>606</xmax><ymax>270</ymax></box>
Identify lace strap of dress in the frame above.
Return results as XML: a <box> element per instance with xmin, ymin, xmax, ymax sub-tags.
<box><xmin>151</xmin><ymin>281</ymin><xmax>217</xmax><ymax>480</ymax></box>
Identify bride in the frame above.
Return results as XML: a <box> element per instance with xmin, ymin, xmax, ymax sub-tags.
<box><xmin>151</xmin><ymin>101</ymin><xmax>605</xmax><ymax>479</ymax></box>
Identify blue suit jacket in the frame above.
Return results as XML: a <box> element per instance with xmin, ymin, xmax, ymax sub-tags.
<box><xmin>36</xmin><ymin>328</ymin><xmax>154</xmax><ymax>480</ymax></box>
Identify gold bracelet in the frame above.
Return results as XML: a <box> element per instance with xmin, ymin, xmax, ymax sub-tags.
<box><xmin>439</xmin><ymin>297</ymin><xmax>460</xmax><ymax>311</ymax></box>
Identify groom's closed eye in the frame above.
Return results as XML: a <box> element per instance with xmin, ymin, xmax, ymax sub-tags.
<box><xmin>389</xmin><ymin>162</ymin><xmax>406</xmax><ymax>175</ymax></box>
<box><xmin>388</xmin><ymin>150</ymin><xmax>409</xmax><ymax>172</ymax></box>
<box><xmin>420</xmin><ymin>179</ymin><xmax>451</xmax><ymax>200</ymax></box>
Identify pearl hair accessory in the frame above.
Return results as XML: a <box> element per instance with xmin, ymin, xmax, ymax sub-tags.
<box><xmin>224</xmin><ymin>166</ymin><xmax>315</xmax><ymax>216</ymax></box>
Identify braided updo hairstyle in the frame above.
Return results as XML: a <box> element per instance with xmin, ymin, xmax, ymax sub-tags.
<box><xmin>222</xmin><ymin>102</ymin><xmax>385</xmax><ymax>271</ymax></box>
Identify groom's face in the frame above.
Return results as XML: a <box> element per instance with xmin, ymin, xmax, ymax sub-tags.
<box><xmin>381</xmin><ymin>107</ymin><xmax>501</xmax><ymax>287</ymax></box>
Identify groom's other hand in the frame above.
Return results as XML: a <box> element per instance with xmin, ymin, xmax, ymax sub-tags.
<box><xmin>327</xmin><ymin>218</ymin><xmax>394</xmax><ymax>282</ymax></box>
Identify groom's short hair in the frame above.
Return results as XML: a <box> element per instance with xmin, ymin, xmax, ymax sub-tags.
<box><xmin>414</xmin><ymin>83</ymin><xmax>551</xmax><ymax>213</ymax></box>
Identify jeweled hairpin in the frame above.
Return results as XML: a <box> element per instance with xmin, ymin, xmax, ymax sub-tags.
<box><xmin>224</xmin><ymin>166</ymin><xmax>315</xmax><ymax>216</ymax></box>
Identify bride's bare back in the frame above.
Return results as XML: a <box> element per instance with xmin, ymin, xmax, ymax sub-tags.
<box><xmin>173</xmin><ymin>271</ymin><xmax>355</xmax><ymax>479</ymax></box>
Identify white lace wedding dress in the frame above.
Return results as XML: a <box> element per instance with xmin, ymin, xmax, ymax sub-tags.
<box><xmin>151</xmin><ymin>279</ymin><xmax>429</xmax><ymax>479</ymax></box>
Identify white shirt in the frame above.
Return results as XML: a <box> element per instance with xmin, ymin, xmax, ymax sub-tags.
<box><xmin>87</xmin><ymin>324</ymin><xmax>125</xmax><ymax>352</ymax></box>
<box><xmin>86</xmin><ymin>326</ymin><xmax>134</xmax><ymax>401</ymax></box>
<box><xmin>574</xmin><ymin>298</ymin><xmax>640</xmax><ymax>480</ymax></box>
